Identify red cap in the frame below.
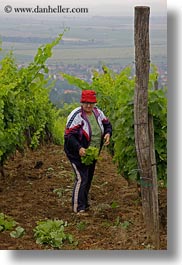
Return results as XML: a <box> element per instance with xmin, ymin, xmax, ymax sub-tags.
<box><xmin>80</xmin><ymin>90</ymin><xmax>97</xmax><ymax>103</ymax></box>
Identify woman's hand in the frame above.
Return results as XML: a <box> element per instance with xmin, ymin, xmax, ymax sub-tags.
<box><xmin>79</xmin><ymin>147</ymin><xmax>86</xmax><ymax>157</ymax></box>
<box><xmin>104</xmin><ymin>133</ymin><xmax>110</xmax><ymax>146</ymax></box>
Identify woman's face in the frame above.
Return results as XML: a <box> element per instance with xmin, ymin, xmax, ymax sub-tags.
<box><xmin>82</xmin><ymin>102</ymin><xmax>95</xmax><ymax>114</ymax></box>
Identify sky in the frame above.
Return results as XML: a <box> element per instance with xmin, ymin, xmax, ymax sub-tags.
<box><xmin>0</xmin><ymin>0</ymin><xmax>167</xmax><ymax>16</ymax></box>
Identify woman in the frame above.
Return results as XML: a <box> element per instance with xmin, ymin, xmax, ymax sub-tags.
<box><xmin>64</xmin><ymin>90</ymin><xmax>112</xmax><ymax>215</ymax></box>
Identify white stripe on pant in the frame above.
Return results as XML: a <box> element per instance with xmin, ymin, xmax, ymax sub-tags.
<box><xmin>72</xmin><ymin>163</ymin><xmax>81</xmax><ymax>212</ymax></box>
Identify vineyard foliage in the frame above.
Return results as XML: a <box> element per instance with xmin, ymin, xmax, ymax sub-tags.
<box><xmin>62</xmin><ymin>66</ymin><xmax>167</xmax><ymax>185</ymax></box>
<box><xmin>0</xmin><ymin>35</ymin><xmax>167</xmax><ymax>185</ymax></box>
<box><xmin>0</xmin><ymin>34</ymin><xmax>64</xmax><ymax>169</ymax></box>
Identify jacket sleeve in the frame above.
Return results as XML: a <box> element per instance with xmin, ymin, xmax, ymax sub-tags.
<box><xmin>64</xmin><ymin>110</ymin><xmax>82</xmax><ymax>154</ymax></box>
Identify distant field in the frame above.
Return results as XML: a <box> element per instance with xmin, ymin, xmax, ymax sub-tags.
<box><xmin>0</xmin><ymin>16</ymin><xmax>167</xmax><ymax>66</ymax></box>
<box><xmin>3</xmin><ymin>43</ymin><xmax>134</xmax><ymax>63</ymax></box>
<box><xmin>1</xmin><ymin>42</ymin><xmax>166</xmax><ymax>66</ymax></box>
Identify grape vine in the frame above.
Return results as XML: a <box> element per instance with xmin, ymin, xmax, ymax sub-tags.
<box><xmin>0</xmin><ymin>34</ymin><xmax>63</xmax><ymax>176</ymax></box>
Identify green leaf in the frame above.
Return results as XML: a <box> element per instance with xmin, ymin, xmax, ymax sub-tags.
<box><xmin>121</xmin><ymin>221</ymin><xmax>130</xmax><ymax>229</ymax></box>
<box><xmin>81</xmin><ymin>147</ymin><xmax>99</xmax><ymax>165</ymax></box>
<box><xmin>111</xmin><ymin>201</ymin><xmax>119</xmax><ymax>209</ymax></box>
<box><xmin>10</xmin><ymin>226</ymin><xmax>25</xmax><ymax>238</ymax></box>
<box><xmin>0</xmin><ymin>212</ymin><xmax>17</xmax><ymax>231</ymax></box>
<box><xmin>33</xmin><ymin>219</ymin><xmax>76</xmax><ymax>249</ymax></box>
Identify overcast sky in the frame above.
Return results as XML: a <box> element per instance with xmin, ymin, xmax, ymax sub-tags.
<box><xmin>1</xmin><ymin>0</ymin><xmax>167</xmax><ymax>16</ymax></box>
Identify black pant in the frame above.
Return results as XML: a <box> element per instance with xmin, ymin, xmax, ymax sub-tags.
<box><xmin>71</xmin><ymin>160</ymin><xmax>96</xmax><ymax>212</ymax></box>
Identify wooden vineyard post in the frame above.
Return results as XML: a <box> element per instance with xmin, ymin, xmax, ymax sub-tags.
<box><xmin>134</xmin><ymin>6</ymin><xmax>160</xmax><ymax>248</ymax></box>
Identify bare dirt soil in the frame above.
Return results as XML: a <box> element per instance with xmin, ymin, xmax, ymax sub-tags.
<box><xmin>0</xmin><ymin>144</ymin><xmax>167</xmax><ymax>250</ymax></box>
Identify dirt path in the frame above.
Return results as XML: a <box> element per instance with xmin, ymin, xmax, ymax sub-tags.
<box><xmin>0</xmin><ymin>144</ymin><xmax>167</xmax><ymax>250</ymax></box>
